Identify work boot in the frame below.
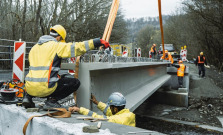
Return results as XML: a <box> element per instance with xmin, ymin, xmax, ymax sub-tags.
<box><xmin>22</xmin><ymin>93</ymin><xmax>35</xmax><ymax>108</ymax></box>
<box><xmin>43</xmin><ymin>97</ymin><xmax>68</xmax><ymax>110</ymax></box>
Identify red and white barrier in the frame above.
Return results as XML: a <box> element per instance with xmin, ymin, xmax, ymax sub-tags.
<box><xmin>182</xmin><ymin>49</ymin><xmax>187</xmax><ymax>61</ymax></box>
<box><xmin>122</xmin><ymin>49</ymin><xmax>128</xmax><ymax>57</ymax></box>
<box><xmin>13</xmin><ymin>41</ymin><xmax>26</xmax><ymax>82</ymax></box>
<box><xmin>149</xmin><ymin>51</ymin><xmax>152</xmax><ymax>58</ymax></box>
<box><xmin>137</xmin><ymin>48</ymin><xmax>141</xmax><ymax>57</ymax></box>
<box><xmin>68</xmin><ymin>57</ymin><xmax>76</xmax><ymax>75</ymax></box>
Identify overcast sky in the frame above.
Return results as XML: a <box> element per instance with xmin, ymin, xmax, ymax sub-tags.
<box><xmin>120</xmin><ymin>0</ymin><xmax>183</xmax><ymax>18</ymax></box>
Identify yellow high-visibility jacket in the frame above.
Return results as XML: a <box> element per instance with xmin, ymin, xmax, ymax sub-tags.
<box><xmin>79</xmin><ymin>102</ymin><xmax>135</xmax><ymax>127</ymax></box>
<box><xmin>97</xmin><ymin>102</ymin><xmax>112</xmax><ymax>116</ymax></box>
<box><xmin>25</xmin><ymin>35</ymin><xmax>100</xmax><ymax>97</ymax></box>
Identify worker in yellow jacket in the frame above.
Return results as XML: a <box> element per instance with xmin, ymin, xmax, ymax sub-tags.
<box><xmin>69</xmin><ymin>92</ymin><xmax>135</xmax><ymax>127</ymax></box>
<box><xmin>22</xmin><ymin>25</ymin><xmax>110</xmax><ymax>108</ymax></box>
<box><xmin>160</xmin><ymin>50</ymin><xmax>174</xmax><ymax>64</ymax></box>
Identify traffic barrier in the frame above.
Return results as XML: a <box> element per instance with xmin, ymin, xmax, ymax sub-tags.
<box><xmin>12</xmin><ymin>41</ymin><xmax>26</xmax><ymax>82</ymax></box>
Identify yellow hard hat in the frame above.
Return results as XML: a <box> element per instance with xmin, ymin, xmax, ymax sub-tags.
<box><xmin>179</xmin><ymin>60</ymin><xmax>183</xmax><ymax>63</ymax></box>
<box><xmin>181</xmin><ymin>47</ymin><xmax>183</xmax><ymax>50</ymax></box>
<box><xmin>200</xmin><ymin>52</ymin><xmax>203</xmax><ymax>55</ymax></box>
<box><xmin>184</xmin><ymin>45</ymin><xmax>187</xmax><ymax>49</ymax></box>
<box><xmin>165</xmin><ymin>50</ymin><xmax>168</xmax><ymax>53</ymax></box>
<box><xmin>50</xmin><ymin>25</ymin><xmax>66</xmax><ymax>42</ymax></box>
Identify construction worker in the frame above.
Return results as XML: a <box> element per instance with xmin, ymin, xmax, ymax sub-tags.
<box><xmin>23</xmin><ymin>24</ymin><xmax>110</xmax><ymax>108</ymax></box>
<box><xmin>173</xmin><ymin>60</ymin><xmax>186</xmax><ymax>88</ymax></box>
<box><xmin>150</xmin><ymin>44</ymin><xmax>157</xmax><ymax>59</ymax></box>
<box><xmin>69</xmin><ymin>92</ymin><xmax>135</xmax><ymax>127</ymax></box>
<box><xmin>195</xmin><ymin>52</ymin><xmax>207</xmax><ymax>78</ymax></box>
<box><xmin>160</xmin><ymin>50</ymin><xmax>174</xmax><ymax>64</ymax></box>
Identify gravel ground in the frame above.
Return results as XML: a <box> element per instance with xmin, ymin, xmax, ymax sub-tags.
<box><xmin>134</xmin><ymin>63</ymin><xmax>223</xmax><ymax>134</ymax></box>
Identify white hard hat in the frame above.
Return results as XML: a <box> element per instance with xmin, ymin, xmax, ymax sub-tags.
<box><xmin>107</xmin><ymin>92</ymin><xmax>126</xmax><ymax>106</ymax></box>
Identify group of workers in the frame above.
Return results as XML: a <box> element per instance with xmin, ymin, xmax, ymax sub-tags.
<box><xmin>21</xmin><ymin>24</ymin><xmax>207</xmax><ymax>127</ymax></box>
<box><xmin>150</xmin><ymin>44</ymin><xmax>207</xmax><ymax>88</ymax></box>
<box><xmin>22</xmin><ymin>24</ymin><xmax>135</xmax><ymax>127</ymax></box>
<box><xmin>150</xmin><ymin>44</ymin><xmax>174</xmax><ymax>64</ymax></box>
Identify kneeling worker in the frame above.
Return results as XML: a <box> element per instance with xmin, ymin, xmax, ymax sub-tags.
<box><xmin>160</xmin><ymin>50</ymin><xmax>174</xmax><ymax>64</ymax></box>
<box><xmin>23</xmin><ymin>24</ymin><xmax>110</xmax><ymax>109</ymax></box>
<box><xmin>69</xmin><ymin>92</ymin><xmax>135</xmax><ymax>127</ymax></box>
<box><xmin>173</xmin><ymin>60</ymin><xmax>186</xmax><ymax>88</ymax></box>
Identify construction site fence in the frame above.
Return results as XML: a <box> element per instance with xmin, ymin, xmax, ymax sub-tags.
<box><xmin>0</xmin><ymin>38</ymin><xmax>162</xmax><ymax>71</ymax></box>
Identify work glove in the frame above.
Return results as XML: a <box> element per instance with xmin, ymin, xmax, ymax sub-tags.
<box><xmin>100</xmin><ymin>39</ymin><xmax>110</xmax><ymax>49</ymax></box>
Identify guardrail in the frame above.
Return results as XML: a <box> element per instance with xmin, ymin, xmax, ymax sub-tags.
<box><xmin>0</xmin><ymin>39</ymin><xmax>34</xmax><ymax>70</ymax></box>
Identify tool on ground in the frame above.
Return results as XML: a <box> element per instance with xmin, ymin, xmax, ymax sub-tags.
<box><xmin>77</xmin><ymin>116</ymin><xmax>108</xmax><ymax>122</ymax></box>
<box><xmin>23</xmin><ymin>108</ymin><xmax>71</xmax><ymax>135</ymax></box>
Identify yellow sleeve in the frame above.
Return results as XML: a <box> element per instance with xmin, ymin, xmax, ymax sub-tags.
<box><xmin>56</xmin><ymin>38</ymin><xmax>100</xmax><ymax>58</ymax></box>
<box><xmin>79</xmin><ymin>107</ymin><xmax>107</xmax><ymax>119</ymax></box>
<box><xmin>97</xmin><ymin>102</ymin><xmax>112</xmax><ymax>116</ymax></box>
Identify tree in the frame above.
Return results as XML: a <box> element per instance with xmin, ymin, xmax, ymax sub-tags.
<box><xmin>0</xmin><ymin>0</ymin><xmax>127</xmax><ymax>45</ymax></box>
<box><xmin>136</xmin><ymin>25</ymin><xmax>156</xmax><ymax>57</ymax></box>
<box><xmin>162</xmin><ymin>0</ymin><xmax>223</xmax><ymax>71</ymax></box>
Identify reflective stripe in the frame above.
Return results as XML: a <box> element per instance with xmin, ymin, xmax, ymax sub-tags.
<box><xmin>103</xmin><ymin>104</ymin><xmax>109</xmax><ymax>115</ymax></box>
<box><xmin>84</xmin><ymin>41</ymin><xmax>90</xmax><ymax>52</ymax></box>
<box><xmin>29</xmin><ymin>66</ymin><xmax>60</xmax><ymax>71</ymax></box>
<box><xmin>71</xmin><ymin>42</ymin><xmax>75</xmax><ymax>57</ymax></box>
<box><xmin>51</xmin><ymin>67</ymin><xmax>60</xmax><ymax>71</ymax></box>
<box><xmin>103</xmin><ymin>115</ymin><xmax>107</xmax><ymax>119</ymax></box>
<box><xmin>29</xmin><ymin>66</ymin><xmax>49</xmax><ymax>70</ymax></box>
<box><xmin>88</xmin><ymin>111</ymin><xmax>94</xmax><ymax>116</ymax></box>
<box><xmin>25</xmin><ymin>77</ymin><xmax>48</xmax><ymax>82</ymax></box>
<box><xmin>25</xmin><ymin>77</ymin><xmax>59</xmax><ymax>82</ymax></box>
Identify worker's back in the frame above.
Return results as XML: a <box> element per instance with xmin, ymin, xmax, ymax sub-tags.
<box><xmin>26</xmin><ymin>35</ymin><xmax>73</xmax><ymax>97</ymax></box>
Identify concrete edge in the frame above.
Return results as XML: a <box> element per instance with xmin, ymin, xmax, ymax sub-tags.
<box><xmin>149</xmin><ymin>116</ymin><xmax>223</xmax><ymax>133</ymax></box>
<box><xmin>150</xmin><ymin>90</ymin><xmax>188</xmax><ymax>107</ymax></box>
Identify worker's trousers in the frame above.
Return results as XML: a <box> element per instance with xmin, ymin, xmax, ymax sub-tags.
<box><xmin>198</xmin><ymin>65</ymin><xmax>205</xmax><ymax>77</ymax></box>
<box><xmin>151</xmin><ymin>53</ymin><xmax>156</xmax><ymax>59</ymax></box>
<box><xmin>46</xmin><ymin>77</ymin><xmax>80</xmax><ymax>100</ymax></box>
<box><xmin>178</xmin><ymin>76</ymin><xmax>183</xmax><ymax>87</ymax></box>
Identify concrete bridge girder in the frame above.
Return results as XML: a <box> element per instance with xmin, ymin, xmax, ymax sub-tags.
<box><xmin>61</xmin><ymin>62</ymin><xmax>171</xmax><ymax>112</ymax></box>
